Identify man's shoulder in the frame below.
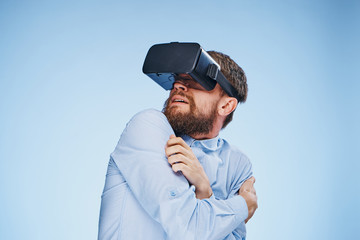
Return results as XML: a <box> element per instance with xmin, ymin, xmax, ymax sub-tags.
<box><xmin>116</xmin><ymin>109</ymin><xmax>174</xmax><ymax>151</ymax></box>
<box><xmin>131</xmin><ymin>108</ymin><xmax>166</xmax><ymax>120</ymax></box>
<box><xmin>125</xmin><ymin>108</ymin><xmax>174</xmax><ymax>135</ymax></box>
<box><xmin>129</xmin><ymin>108</ymin><xmax>169</xmax><ymax>126</ymax></box>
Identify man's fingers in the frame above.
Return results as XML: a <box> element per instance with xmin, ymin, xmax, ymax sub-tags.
<box><xmin>165</xmin><ymin>137</ymin><xmax>195</xmax><ymax>160</ymax></box>
<box><xmin>240</xmin><ymin>189</ymin><xmax>258</xmax><ymax>224</ymax></box>
<box><xmin>240</xmin><ymin>177</ymin><xmax>256</xmax><ymax>193</ymax></box>
<box><xmin>171</xmin><ymin>162</ymin><xmax>190</xmax><ymax>175</ymax></box>
<box><xmin>167</xmin><ymin>154</ymin><xmax>191</xmax><ymax>166</ymax></box>
<box><xmin>165</xmin><ymin>145</ymin><xmax>188</xmax><ymax>158</ymax></box>
<box><xmin>240</xmin><ymin>185</ymin><xmax>256</xmax><ymax>194</ymax></box>
<box><xmin>247</xmin><ymin>176</ymin><xmax>256</xmax><ymax>184</ymax></box>
<box><xmin>166</xmin><ymin>135</ymin><xmax>191</xmax><ymax>150</ymax></box>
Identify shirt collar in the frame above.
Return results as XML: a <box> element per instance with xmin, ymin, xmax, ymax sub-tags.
<box><xmin>181</xmin><ymin>134</ymin><xmax>222</xmax><ymax>151</ymax></box>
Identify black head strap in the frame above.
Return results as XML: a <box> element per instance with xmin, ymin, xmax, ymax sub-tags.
<box><xmin>207</xmin><ymin>64</ymin><xmax>241</xmax><ymax>102</ymax></box>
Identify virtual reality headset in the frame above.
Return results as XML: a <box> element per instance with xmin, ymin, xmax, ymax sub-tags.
<box><xmin>142</xmin><ymin>42</ymin><xmax>241</xmax><ymax>102</ymax></box>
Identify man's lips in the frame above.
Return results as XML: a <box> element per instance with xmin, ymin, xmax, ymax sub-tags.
<box><xmin>171</xmin><ymin>95</ymin><xmax>189</xmax><ymax>105</ymax></box>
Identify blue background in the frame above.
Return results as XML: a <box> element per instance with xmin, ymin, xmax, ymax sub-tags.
<box><xmin>0</xmin><ymin>0</ymin><xmax>359</xmax><ymax>239</ymax></box>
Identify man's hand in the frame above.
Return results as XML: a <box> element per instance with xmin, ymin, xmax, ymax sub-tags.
<box><xmin>165</xmin><ymin>134</ymin><xmax>212</xmax><ymax>199</ymax></box>
<box><xmin>239</xmin><ymin>177</ymin><xmax>258</xmax><ymax>223</ymax></box>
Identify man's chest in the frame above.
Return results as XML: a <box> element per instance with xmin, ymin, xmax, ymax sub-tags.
<box><xmin>192</xmin><ymin>147</ymin><xmax>234</xmax><ymax>200</ymax></box>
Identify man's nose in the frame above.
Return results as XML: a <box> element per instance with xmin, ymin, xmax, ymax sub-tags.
<box><xmin>173</xmin><ymin>81</ymin><xmax>188</xmax><ymax>91</ymax></box>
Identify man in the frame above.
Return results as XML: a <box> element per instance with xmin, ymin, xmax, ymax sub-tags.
<box><xmin>98</xmin><ymin>46</ymin><xmax>258</xmax><ymax>240</ymax></box>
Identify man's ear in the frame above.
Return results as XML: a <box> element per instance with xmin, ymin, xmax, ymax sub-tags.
<box><xmin>218</xmin><ymin>97</ymin><xmax>237</xmax><ymax>117</ymax></box>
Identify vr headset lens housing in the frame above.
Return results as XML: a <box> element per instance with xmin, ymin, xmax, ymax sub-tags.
<box><xmin>173</xmin><ymin>74</ymin><xmax>208</xmax><ymax>91</ymax></box>
<box><xmin>142</xmin><ymin>42</ymin><xmax>241</xmax><ymax>102</ymax></box>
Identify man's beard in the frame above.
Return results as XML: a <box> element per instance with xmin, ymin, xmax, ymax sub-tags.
<box><xmin>163</xmin><ymin>91</ymin><xmax>217</xmax><ymax>137</ymax></box>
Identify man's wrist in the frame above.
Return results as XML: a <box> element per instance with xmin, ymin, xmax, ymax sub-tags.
<box><xmin>195</xmin><ymin>184</ymin><xmax>213</xmax><ymax>199</ymax></box>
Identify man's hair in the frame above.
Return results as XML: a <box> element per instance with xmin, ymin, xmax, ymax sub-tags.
<box><xmin>207</xmin><ymin>51</ymin><xmax>248</xmax><ymax>129</ymax></box>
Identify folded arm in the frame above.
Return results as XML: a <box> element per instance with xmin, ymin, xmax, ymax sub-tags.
<box><xmin>112</xmin><ymin>109</ymin><xmax>249</xmax><ymax>240</ymax></box>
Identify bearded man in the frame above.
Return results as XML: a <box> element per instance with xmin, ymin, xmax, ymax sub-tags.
<box><xmin>98</xmin><ymin>49</ymin><xmax>258</xmax><ymax>240</ymax></box>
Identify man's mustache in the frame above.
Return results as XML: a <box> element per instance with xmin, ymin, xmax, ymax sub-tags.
<box><xmin>170</xmin><ymin>90</ymin><xmax>188</xmax><ymax>99</ymax></box>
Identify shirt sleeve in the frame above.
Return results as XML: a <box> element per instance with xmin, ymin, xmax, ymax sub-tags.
<box><xmin>111</xmin><ymin>109</ymin><xmax>249</xmax><ymax>240</ymax></box>
<box><xmin>229</xmin><ymin>152</ymin><xmax>253</xmax><ymax>196</ymax></box>
<box><xmin>227</xmin><ymin>149</ymin><xmax>254</xmax><ymax>239</ymax></box>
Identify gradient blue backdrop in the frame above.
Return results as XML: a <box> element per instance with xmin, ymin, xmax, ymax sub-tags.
<box><xmin>0</xmin><ymin>0</ymin><xmax>359</xmax><ymax>239</ymax></box>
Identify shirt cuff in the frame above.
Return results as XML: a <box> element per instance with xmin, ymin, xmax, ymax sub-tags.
<box><xmin>226</xmin><ymin>195</ymin><xmax>248</xmax><ymax>222</ymax></box>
